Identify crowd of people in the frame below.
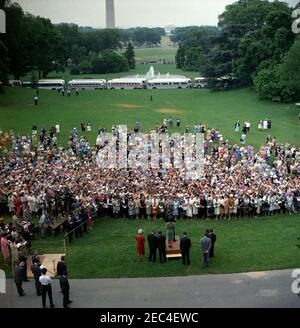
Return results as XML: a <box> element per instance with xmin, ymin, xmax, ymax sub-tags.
<box><xmin>0</xmin><ymin>120</ymin><xmax>298</xmax><ymax>228</ymax></box>
<box><xmin>0</xmin><ymin>117</ymin><xmax>299</xmax><ymax>304</ymax></box>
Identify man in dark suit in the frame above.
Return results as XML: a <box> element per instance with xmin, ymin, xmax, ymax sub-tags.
<box><xmin>208</xmin><ymin>229</ymin><xmax>217</xmax><ymax>258</ymax></box>
<box><xmin>31</xmin><ymin>259</ymin><xmax>41</xmax><ymax>296</ymax></box>
<box><xmin>147</xmin><ymin>231</ymin><xmax>158</xmax><ymax>263</ymax></box>
<box><xmin>31</xmin><ymin>252</ymin><xmax>41</xmax><ymax>266</ymax></box>
<box><xmin>57</xmin><ymin>256</ymin><xmax>68</xmax><ymax>292</ymax></box>
<box><xmin>180</xmin><ymin>232</ymin><xmax>192</xmax><ymax>265</ymax></box>
<box><xmin>17</xmin><ymin>246</ymin><xmax>29</xmax><ymax>282</ymax></box>
<box><xmin>157</xmin><ymin>231</ymin><xmax>166</xmax><ymax>263</ymax></box>
<box><xmin>14</xmin><ymin>262</ymin><xmax>26</xmax><ymax>296</ymax></box>
<box><xmin>57</xmin><ymin>256</ymin><xmax>67</xmax><ymax>276</ymax></box>
<box><xmin>60</xmin><ymin>272</ymin><xmax>73</xmax><ymax>308</ymax></box>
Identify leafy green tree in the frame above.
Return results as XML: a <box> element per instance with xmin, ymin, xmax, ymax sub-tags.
<box><xmin>279</xmin><ymin>41</ymin><xmax>300</xmax><ymax>100</ymax></box>
<box><xmin>0</xmin><ymin>40</ymin><xmax>9</xmax><ymax>90</ymax></box>
<box><xmin>84</xmin><ymin>29</ymin><xmax>122</xmax><ymax>53</ymax></box>
<box><xmin>254</xmin><ymin>65</ymin><xmax>281</xmax><ymax>100</ymax></box>
<box><xmin>200</xmin><ymin>0</ymin><xmax>293</xmax><ymax>90</ymax></box>
<box><xmin>131</xmin><ymin>27</ymin><xmax>161</xmax><ymax>46</ymax></box>
<box><xmin>70</xmin><ymin>44</ymin><xmax>87</xmax><ymax>65</ymax></box>
<box><xmin>56</xmin><ymin>23</ymin><xmax>84</xmax><ymax>58</ymax></box>
<box><xmin>70</xmin><ymin>64</ymin><xmax>80</xmax><ymax>75</ymax></box>
<box><xmin>124</xmin><ymin>42</ymin><xmax>135</xmax><ymax>69</ymax></box>
<box><xmin>78</xmin><ymin>59</ymin><xmax>92</xmax><ymax>74</ymax></box>
<box><xmin>91</xmin><ymin>51</ymin><xmax>129</xmax><ymax>74</ymax></box>
<box><xmin>183</xmin><ymin>46</ymin><xmax>205</xmax><ymax>71</ymax></box>
<box><xmin>27</xmin><ymin>16</ymin><xmax>66</xmax><ymax>78</ymax></box>
<box><xmin>174</xmin><ymin>26</ymin><xmax>219</xmax><ymax>71</ymax></box>
<box><xmin>4</xmin><ymin>3</ymin><xmax>29</xmax><ymax>79</ymax></box>
<box><xmin>175</xmin><ymin>44</ymin><xmax>185</xmax><ymax>69</ymax></box>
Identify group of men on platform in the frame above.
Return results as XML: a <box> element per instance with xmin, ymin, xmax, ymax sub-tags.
<box><xmin>146</xmin><ymin>229</ymin><xmax>216</xmax><ymax>268</ymax></box>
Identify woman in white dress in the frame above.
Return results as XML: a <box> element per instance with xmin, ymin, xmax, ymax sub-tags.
<box><xmin>186</xmin><ymin>197</ymin><xmax>193</xmax><ymax>220</ymax></box>
<box><xmin>192</xmin><ymin>197</ymin><xmax>199</xmax><ymax>219</ymax></box>
<box><xmin>263</xmin><ymin>119</ymin><xmax>268</xmax><ymax>130</ymax></box>
<box><xmin>233</xmin><ymin>196</ymin><xmax>239</xmax><ymax>218</ymax></box>
<box><xmin>285</xmin><ymin>194</ymin><xmax>294</xmax><ymax>214</ymax></box>
<box><xmin>213</xmin><ymin>197</ymin><xmax>220</xmax><ymax>219</ymax></box>
<box><xmin>258</xmin><ymin>120</ymin><xmax>263</xmax><ymax>130</ymax></box>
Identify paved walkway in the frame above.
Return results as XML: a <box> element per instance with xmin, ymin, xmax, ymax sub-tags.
<box><xmin>0</xmin><ymin>269</ymin><xmax>299</xmax><ymax>308</ymax></box>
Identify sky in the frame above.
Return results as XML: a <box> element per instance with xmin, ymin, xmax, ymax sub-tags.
<box><xmin>14</xmin><ymin>0</ymin><xmax>298</xmax><ymax>28</ymax></box>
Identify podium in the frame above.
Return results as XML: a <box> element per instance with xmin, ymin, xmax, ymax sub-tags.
<box><xmin>166</xmin><ymin>235</ymin><xmax>182</xmax><ymax>259</ymax></box>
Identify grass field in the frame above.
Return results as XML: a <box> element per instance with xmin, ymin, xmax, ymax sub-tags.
<box><xmin>134</xmin><ymin>47</ymin><xmax>177</xmax><ymax>62</ymax></box>
<box><xmin>0</xmin><ymin>84</ymin><xmax>299</xmax><ymax>149</ymax></box>
<box><xmin>1</xmin><ymin>215</ymin><xmax>299</xmax><ymax>278</ymax></box>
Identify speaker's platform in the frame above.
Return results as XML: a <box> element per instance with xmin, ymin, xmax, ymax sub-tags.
<box><xmin>166</xmin><ymin>235</ymin><xmax>182</xmax><ymax>259</ymax></box>
<box><xmin>27</xmin><ymin>254</ymin><xmax>65</xmax><ymax>278</ymax></box>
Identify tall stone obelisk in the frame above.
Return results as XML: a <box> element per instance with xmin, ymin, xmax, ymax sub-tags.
<box><xmin>106</xmin><ymin>0</ymin><xmax>115</xmax><ymax>28</ymax></box>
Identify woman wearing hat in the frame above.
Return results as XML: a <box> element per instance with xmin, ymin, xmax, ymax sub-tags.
<box><xmin>135</xmin><ymin>229</ymin><xmax>145</xmax><ymax>262</ymax></box>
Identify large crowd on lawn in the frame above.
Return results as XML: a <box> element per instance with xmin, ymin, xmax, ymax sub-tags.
<box><xmin>0</xmin><ymin>119</ymin><xmax>299</xmax><ymax>241</ymax></box>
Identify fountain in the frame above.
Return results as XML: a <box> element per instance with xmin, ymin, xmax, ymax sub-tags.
<box><xmin>109</xmin><ymin>65</ymin><xmax>191</xmax><ymax>89</ymax></box>
<box><xmin>146</xmin><ymin>66</ymin><xmax>155</xmax><ymax>79</ymax></box>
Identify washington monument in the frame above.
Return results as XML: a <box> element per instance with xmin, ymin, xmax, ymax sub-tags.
<box><xmin>106</xmin><ymin>0</ymin><xmax>116</xmax><ymax>28</ymax></box>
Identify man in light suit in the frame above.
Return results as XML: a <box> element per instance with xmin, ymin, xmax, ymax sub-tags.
<box><xmin>200</xmin><ymin>232</ymin><xmax>211</xmax><ymax>268</ymax></box>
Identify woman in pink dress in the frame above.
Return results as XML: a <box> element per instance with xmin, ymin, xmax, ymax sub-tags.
<box><xmin>135</xmin><ymin>229</ymin><xmax>145</xmax><ymax>262</ymax></box>
<box><xmin>1</xmin><ymin>233</ymin><xmax>10</xmax><ymax>265</ymax></box>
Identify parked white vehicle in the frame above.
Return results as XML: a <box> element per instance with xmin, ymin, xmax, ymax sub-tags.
<box><xmin>37</xmin><ymin>79</ymin><xmax>65</xmax><ymax>90</ymax></box>
<box><xmin>68</xmin><ymin>79</ymin><xmax>106</xmax><ymax>90</ymax></box>
<box><xmin>107</xmin><ymin>77</ymin><xmax>146</xmax><ymax>90</ymax></box>
<box><xmin>193</xmin><ymin>77</ymin><xmax>209</xmax><ymax>88</ymax></box>
<box><xmin>147</xmin><ymin>77</ymin><xmax>192</xmax><ymax>89</ymax></box>
<box><xmin>8</xmin><ymin>80</ymin><xmax>22</xmax><ymax>87</ymax></box>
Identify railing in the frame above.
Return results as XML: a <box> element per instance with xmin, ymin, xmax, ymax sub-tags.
<box><xmin>63</xmin><ymin>220</ymin><xmax>89</xmax><ymax>255</ymax></box>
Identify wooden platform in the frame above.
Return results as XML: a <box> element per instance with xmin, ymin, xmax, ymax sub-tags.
<box><xmin>27</xmin><ymin>254</ymin><xmax>65</xmax><ymax>278</ymax></box>
<box><xmin>166</xmin><ymin>235</ymin><xmax>182</xmax><ymax>259</ymax></box>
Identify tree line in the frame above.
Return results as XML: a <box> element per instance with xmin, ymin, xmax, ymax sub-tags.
<box><xmin>0</xmin><ymin>1</ymin><xmax>166</xmax><ymax>83</ymax></box>
<box><xmin>174</xmin><ymin>0</ymin><xmax>300</xmax><ymax>102</ymax></box>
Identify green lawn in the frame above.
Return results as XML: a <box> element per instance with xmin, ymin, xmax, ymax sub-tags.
<box><xmin>0</xmin><ymin>85</ymin><xmax>298</xmax><ymax>149</ymax></box>
<box><xmin>134</xmin><ymin>47</ymin><xmax>177</xmax><ymax>62</ymax></box>
<box><xmin>2</xmin><ymin>215</ymin><xmax>299</xmax><ymax>278</ymax></box>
